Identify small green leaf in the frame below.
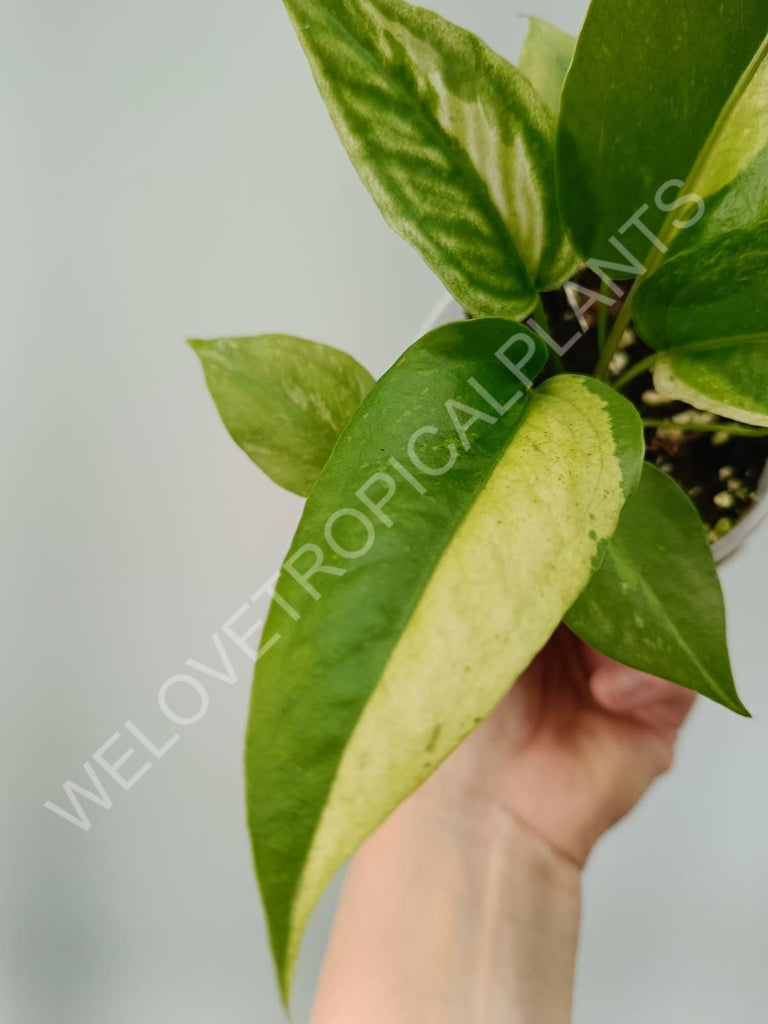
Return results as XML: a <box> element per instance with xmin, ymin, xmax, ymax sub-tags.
<box><xmin>566</xmin><ymin>464</ymin><xmax>747</xmax><ymax>715</ymax></box>
<box><xmin>652</xmin><ymin>343</ymin><xmax>768</xmax><ymax>428</ymax></box>
<box><xmin>633</xmin><ymin>223</ymin><xmax>768</xmax><ymax>425</ymax></box>
<box><xmin>246</xmin><ymin>318</ymin><xmax>644</xmax><ymax>998</ymax></box>
<box><xmin>283</xmin><ymin>0</ymin><xmax>578</xmax><ymax>317</ymax></box>
<box><xmin>190</xmin><ymin>334</ymin><xmax>374</xmax><ymax>496</ymax></box>
<box><xmin>557</xmin><ymin>0</ymin><xmax>768</xmax><ymax>267</ymax></box>
<box><xmin>519</xmin><ymin>16</ymin><xmax>575</xmax><ymax>113</ymax></box>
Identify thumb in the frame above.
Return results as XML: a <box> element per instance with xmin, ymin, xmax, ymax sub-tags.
<box><xmin>590</xmin><ymin>662</ymin><xmax>695</xmax><ymax>729</ymax></box>
<box><xmin>590</xmin><ymin>665</ymin><xmax>672</xmax><ymax>711</ymax></box>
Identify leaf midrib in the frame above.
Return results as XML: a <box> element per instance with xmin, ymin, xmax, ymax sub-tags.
<box><xmin>608</xmin><ymin>532</ymin><xmax>733</xmax><ymax>705</ymax></box>
<box><xmin>288</xmin><ymin>0</ymin><xmax>536</xmax><ymax>294</ymax></box>
<box><xmin>271</xmin><ymin>374</ymin><xmax>545</xmax><ymax>971</ymax></box>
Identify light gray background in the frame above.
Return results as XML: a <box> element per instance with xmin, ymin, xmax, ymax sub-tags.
<box><xmin>3</xmin><ymin>1</ymin><xmax>767</xmax><ymax>1021</ymax></box>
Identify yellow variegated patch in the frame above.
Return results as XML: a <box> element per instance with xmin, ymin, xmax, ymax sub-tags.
<box><xmin>287</xmin><ymin>376</ymin><xmax>638</xmax><ymax>974</ymax></box>
<box><xmin>251</xmin><ymin>370</ymin><xmax>643</xmax><ymax>993</ymax></box>
<box><xmin>283</xmin><ymin>0</ymin><xmax>578</xmax><ymax>316</ymax></box>
<box><xmin>653</xmin><ymin>351</ymin><xmax>768</xmax><ymax>428</ymax></box>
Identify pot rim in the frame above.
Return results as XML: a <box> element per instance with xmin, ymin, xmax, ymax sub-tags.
<box><xmin>419</xmin><ymin>291</ymin><xmax>768</xmax><ymax>565</ymax></box>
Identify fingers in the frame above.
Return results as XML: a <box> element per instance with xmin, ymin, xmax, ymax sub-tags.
<box><xmin>591</xmin><ymin>664</ymin><xmax>676</xmax><ymax>710</ymax></box>
<box><xmin>589</xmin><ymin>661</ymin><xmax>696</xmax><ymax>730</ymax></box>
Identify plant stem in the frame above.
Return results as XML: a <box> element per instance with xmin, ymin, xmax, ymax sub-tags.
<box><xmin>613</xmin><ymin>352</ymin><xmax>662</xmax><ymax>391</ymax></box>
<box><xmin>595</xmin><ymin>279</ymin><xmax>639</xmax><ymax>380</ymax></box>
<box><xmin>596</xmin><ymin>277</ymin><xmax>611</xmax><ymax>354</ymax></box>
<box><xmin>595</xmin><ymin>38</ymin><xmax>768</xmax><ymax>384</ymax></box>
<box><xmin>532</xmin><ymin>295</ymin><xmax>565</xmax><ymax>373</ymax></box>
<box><xmin>531</xmin><ymin>294</ymin><xmax>549</xmax><ymax>331</ymax></box>
<box><xmin>652</xmin><ymin>34</ymin><xmax>768</xmax><ymax>259</ymax></box>
<box><xmin>642</xmin><ymin>418</ymin><xmax>768</xmax><ymax>438</ymax></box>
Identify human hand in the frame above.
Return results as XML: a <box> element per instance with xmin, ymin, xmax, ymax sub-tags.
<box><xmin>312</xmin><ymin>628</ymin><xmax>695</xmax><ymax>1024</ymax></box>
<box><xmin>417</xmin><ymin>625</ymin><xmax>696</xmax><ymax>867</ymax></box>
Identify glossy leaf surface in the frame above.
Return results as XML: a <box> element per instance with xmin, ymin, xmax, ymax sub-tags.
<box><xmin>671</xmin><ymin>42</ymin><xmax>768</xmax><ymax>253</ymax></box>
<box><xmin>190</xmin><ymin>334</ymin><xmax>374</xmax><ymax>496</ymax></box>
<box><xmin>246</xmin><ymin>319</ymin><xmax>643</xmax><ymax>996</ymax></box>
<box><xmin>557</xmin><ymin>0</ymin><xmax>768</xmax><ymax>267</ymax></box>
<box><xmin>652</xmin><ymin>344</ymin><xmax>768</xmax><ymax>428</ymax></box>
<box><xmin>283</xmin><ymin>0</ymin><xmax>578</xmax><ymax>316</ymax></box>
<box><xmin>566</xmin><ymin>464</ymin><xmax>747</xmax><ymax>714</ymax></box>
<box><xmin>633</xmin><ymin>223</ymin><xmax>768</xmax><ymax>425</ymax></box>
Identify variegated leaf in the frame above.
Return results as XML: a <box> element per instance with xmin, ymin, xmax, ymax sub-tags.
<box><xmin>652</xmin><ymin>344</ymin><xmax>768</xmax><ymax>428</ymax></box>
<box><xmin>672</xmin><ymin>40</ymin><xmax>768</xmax><ymax>252</ymax></box>
<box><xmin>634</xmin><ymin>222</ymin><xmax>768</xmax><ymax>425</ymax></box>
<box><xmin>283</xmin><ymin>0</ymin><xmax>579</xmax><ymax>317</ymax></box>
<box><xmin>557</xmin><ymin>0</ymin><xmax>768</xmax><ymax>269</ymax></box>
<box><xmin>245</xmin><ymin>317</ymin><xmax>643</xmax><ymax>997</ymax></box>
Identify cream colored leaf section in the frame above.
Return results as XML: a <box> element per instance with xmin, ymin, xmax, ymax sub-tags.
<box><xmin>349</xmin><ymin>0</ymin><xmax>579</xmax><ymax>290</ymax></box>
<box><xmin>691</xmin><ymin>40</ymin><xmax>768</xmax><ymax>201</ymax></box>
<box><xmin>285</xmin><ymin>375</ymin><xmax>635</xmax><ymax>977</ymax></box>
<box><xmin>284</xmin><ymin>0</ymin><xmax>578</xmax><ymax>316</ymax></box>
<box><xmin>654</xmin><ymin>355</ymin><xmax>768</xmax><ymax>427</ymax></box>
<box><xmin>411</xmin><ymin>56</ymin><xmax>567</xmax><ymax>289</ymax></box>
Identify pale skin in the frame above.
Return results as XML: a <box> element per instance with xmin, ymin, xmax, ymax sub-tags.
<box><xmin>311</xmin><ymin>626</ymin><xmax>695</xmax><ymax>1024</ymax></box>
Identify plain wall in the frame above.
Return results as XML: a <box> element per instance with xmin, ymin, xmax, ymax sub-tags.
<box><xmin>3</xmin><ymin>1</ymin><xmax>767</xmax><ymax>1021</ymax></box>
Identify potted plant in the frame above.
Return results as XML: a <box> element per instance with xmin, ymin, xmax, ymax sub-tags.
<box><xmin>190</xmin><ymin>0</ymin><xmax>768</xmax><ymax>1001</ymax></box>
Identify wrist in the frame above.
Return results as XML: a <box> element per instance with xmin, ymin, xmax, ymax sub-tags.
<box><xmin>313</xmin><ymin>780</ymin><xmax>581</xmax><ymax>1024</ymax></box>
<box><xmin>393</xmin><ymin>777</ymin><xmax>582</xmax><ymax>938</ymax></box>
<box><xmin>408</xmin><ymin>750</ymin><xmax>589</xmax><ymax>871</ymax></box>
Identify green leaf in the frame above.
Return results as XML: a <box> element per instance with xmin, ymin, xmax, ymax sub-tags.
<box><xmin>678</xmin><ymin>146</ymin><xmax>768</xmax><ymax>254</ymax></box>
<box><xmin>283</xmin><ymin>0</ymin><xmax>579</xmax><ymax>317</ymax></box>
<box><xmin>566</xmin><ymin>464</ymin><xmax>747</xmax><ymax>715</ymax></box>
<box><xmin>652</xmin><ymin>343</ymin><xmax>768</xmax><ymax>428</ymax></box>
<box><xmin>634</xmin><ymin>223</ymin><xmax>768</xmax><ymax>350</ymax></box>
<box><xmin>245</xmin><ymin>317</ymin><xmax>644</xmax><ymax>998</ymax></box>
<box><xmin>189</xmin><ymin>334</ymin><xmax>374</xmax><ymax>496</ymax></box>
<box><xmin>633</xmin><ymin>222</ymin><xmax>768</xmax><ymax>425</ymax></box>
<box><xmin>672</xmin><ymin>41</ymin><xmax>768</xmax><ymax>252</ymax></box>
<box><xmin>519</xmin><ymin>16</ymin><xmax>575</xmax><ymax>113</ymax></box>
<box><xmin>557</xmin><ymin>0</ymin><xmax>768</xmax><ymax>268</ymax></box>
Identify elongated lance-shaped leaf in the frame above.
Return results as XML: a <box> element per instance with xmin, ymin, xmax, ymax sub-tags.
<box><xmin>519</xmin><ymin>16</ymin><xmax>576</xmax><ymax>113</ymax></box>
<box><xmin>633</xmin><ymin>222</ymin><xmax>768</xmax><ymax>425</ymax></box>
<box><xmin>557</xmin><ymin>0</ymin><xmax>768</xmax><ymax>270</ymax></box>
<box><xmin>189</xmin><ymin>334</ymin><xmax>374</xmax><ymax>496</ymax></box>
<box><xmin>282</xmin><ymin>0</ymin><xmax>579</xmax><ymax>318</ymax></box>
<box><xmin>566</xmin><ymin>464</ymin><xmax>748</xmax><ymax>715</ymax></box>
<box><xmin>245</xmin><ymin>318</ymin><xmax>644</xmax><ymax>998</ymax></box>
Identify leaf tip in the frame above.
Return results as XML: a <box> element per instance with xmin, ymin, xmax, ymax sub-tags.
<box><xmin>274</xmin><ymin>932</ymin><xmax>301</xmax><ymax>1017</ymax></box>
<box><xmin>729</xmin><ymin>696</ymin><xmax>752</xmax><ymax>719</ymax></box>
<box><xmin>716</xmin><ymin>681</ymin><xmax>751</xmax><ymax>718</ymax></box>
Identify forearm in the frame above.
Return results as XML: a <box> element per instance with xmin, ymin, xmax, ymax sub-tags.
<box><xmin>311</xmin><ymin>785</ymin><xmax>581</xmax><ymax>1024</ymax></box>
